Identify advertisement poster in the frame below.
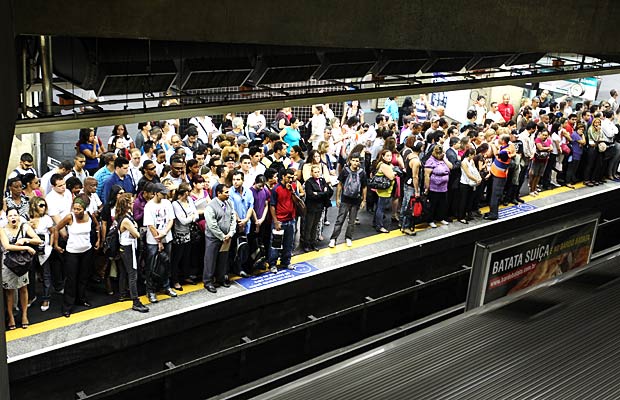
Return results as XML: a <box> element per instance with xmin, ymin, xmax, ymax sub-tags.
<box><xmin>466</xmin><ymin>214</ymin><xmax>598</xmax><ymax>310</ymax></box>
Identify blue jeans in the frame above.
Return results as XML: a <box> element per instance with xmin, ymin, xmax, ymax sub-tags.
<box><xmin>268</xmin><ymin>220</ymin><xmax>295</xmax><ymax>268</ymax></box>
<box><xmin>374</xmin><ymin>196</ymin><xmax>392</xmax><ymax>230</ymax></box>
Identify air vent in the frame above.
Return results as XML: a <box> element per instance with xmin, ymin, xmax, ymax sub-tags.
<box><xmin>180</xmin><ymin>58</ymin><xmax>253</xmax><ymax>90</ymax></box>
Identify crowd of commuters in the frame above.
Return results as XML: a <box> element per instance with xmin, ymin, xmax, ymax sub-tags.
<box><xmin>3</xmin><ymin>91</ymin><xmax>620</xmax><ymax>326</ymax></box>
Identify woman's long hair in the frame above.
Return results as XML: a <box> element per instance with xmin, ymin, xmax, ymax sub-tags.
<box><xmin>115</xmin><ymin>193</ymin><xmax>133</xmax><ymax>222</ymax></box>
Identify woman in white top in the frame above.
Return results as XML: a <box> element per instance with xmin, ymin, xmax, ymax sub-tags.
<box><xmin>457</xmin><ymin>148</ymin><xmax>482</xmax><ymax>224</ymax></box>
<box><xmin>309</xmin><ymin>105</ymin><xmax>327</xmax><ymax>150</ymax></box>
<box><xmin>171</xmin><ymin>183</ymin><xmax>199</xmax><ymax>291</ymax></box>
<box><xmin>28</xmin><ymin>196</ymin><xmax>55</xmax><ymax>312</ymax></box>
<box><xmin>116</xmin><ymin>193</ymin><xmax>149</xmax><ymax>313</ymax></box>
<box><xmin>53</xmin><ymin>195</ymin><xmax>100</xmax><ymax>318</ymax></box>
<box><xmin>1</xmin><ymin>208</ymin><xmax>42</xmax><ymax>330</ymax></box>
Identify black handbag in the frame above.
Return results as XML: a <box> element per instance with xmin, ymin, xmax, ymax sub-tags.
<box><xmin>4</xmin><ymin>223</ymin><xmax>33</xmax><ymax>276</ymax></box>
<box><xmin>4</xmin><ymin>250</ymin><xmax>32</xmax><ymax>277</ymax></box>
<box><xmin>367</xmin><ymin>174</ymin><xmax>391</xmax><ymax>190</ymax></box>
<box><xmin>291</xmin><ymin>191</ymin><xmax>307</xmax><ymax>217</ymax></box>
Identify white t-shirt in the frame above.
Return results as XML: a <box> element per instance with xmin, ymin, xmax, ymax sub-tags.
<box><xmin>486</xmin><ymin>110</ymin><xmax>505</xmax><ymax>123</ymax></box>
<box><xmin>189</xmin><ymin>116</ymin><xmax>218</xmax><ymax>144</ymax></box>
<box><xmin>85</xmin><ymin>192</ymin><xmax>102</xmax><ymax>215</ymax></box>
<box><xmin>33</xmin><ymin>214</ymin><xmax>54</xmax><ymax>264</ymax></box>
<box><xmin>247</xmin><ymin>113</ymin><xmax>266</xmax><ymax>134</ymax></box>
<box><xmin>143</xmin><ymin>199</ymin><xmax>174</xmax><ymax>245</ymax></box>
<box><xmin>46</xmin><ymin>189</ymin><xmax>73</xmax><ymax>219</ymax></box>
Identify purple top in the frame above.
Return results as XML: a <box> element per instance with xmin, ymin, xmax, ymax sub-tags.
<box><xmin>425</xmin><ymin>155</ymin><xmax>450</xmax><ymax>193</ymax></box>
<box><xmin>570</xmin><ymin>132</ymin><xmax>583</xmax><ymax>160</ymax></box>
<box><xmin>251</xmin><ymin>186</ymin><xmax>270</xmax><ymax>221</ymax></box>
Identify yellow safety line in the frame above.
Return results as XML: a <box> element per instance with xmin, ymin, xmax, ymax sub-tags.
<box><xmin>3</xmin><ymin>181</ymin><xmax>588</xmax><ymax>342</ymax></box>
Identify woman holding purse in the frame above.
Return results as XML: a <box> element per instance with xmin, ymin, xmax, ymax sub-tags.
<box><xmin>1</xmin><ymin>208</ymin><xmax>42</xmax><ymax>329</ymax></box>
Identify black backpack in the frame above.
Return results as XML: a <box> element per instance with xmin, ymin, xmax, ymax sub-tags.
<box><xmin>103</xmin><ymin>216</ymin><xmax>126</xmax><ymax>260</ymax></box>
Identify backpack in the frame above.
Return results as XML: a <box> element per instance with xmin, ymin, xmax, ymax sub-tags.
<box><xmin>103</xmin><ymin>218</ymin><xmax>122</xmax><ymax>260</ymax></box>
<box><xmin>342</xmin><ymin>167</ymin><xmax>362</xmax><ymax>199</ymax></box>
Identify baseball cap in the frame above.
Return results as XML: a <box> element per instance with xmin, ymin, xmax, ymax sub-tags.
<box><xmin>237</xmin><ymin>136</ymin><xmax>249</xmax><ymax>145</ymax></box>
<box><xmin>151</xmin><ymin>183</ymin><xmax>169</xmax><ymax>194</ymax></box>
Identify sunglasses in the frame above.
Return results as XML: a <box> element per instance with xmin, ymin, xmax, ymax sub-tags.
<box><xmin>146</xmin><ymin>167</ymin><xmax>156</xmax><ymax>171</ymax></box>
<box><xmin>38</xmin><ymin>203</ymin><xmax>47</xmax><ymax>208</ymax></box>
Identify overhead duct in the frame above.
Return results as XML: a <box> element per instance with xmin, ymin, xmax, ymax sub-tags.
<box><xmin>180</xmin><ymin>57</ymin><xmax>253</xmax><ymax>90</ymax></box>
<box><xmin>314</xmin><ymin>50</ymin><xmax>377</xmax><ymax>80</ymax></box>
<box><xmin>505</xmin><ymin>53</ymin><xmax>546</xmax><ymax>66</ymax></box>
<box><xmin>466</xmin><ymin>53</ymin><xmax>514</xmax><ymax>70</ymax></box>
<box><xmin>423</xmin><ymin>51</ymin><xmax>473</xmax><ymax>73</ymax></box>
<box><xmin>96</xmin><ymin>61</ymin><xmax>177</xmax><ymax>96</ymax></box>
<box><xmin>375</xmin><ymin>50</ymin><xmax>429</xmax><ymax>76</ymax></box>
<box><xmin>253</xmin><ymin>54</ymin><xmax>321</xmax><ymax>85</ymax></box>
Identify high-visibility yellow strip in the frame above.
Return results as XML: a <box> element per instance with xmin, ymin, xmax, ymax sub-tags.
<box><xmin>3</xmin><ymin>182</ymin><xmax>588</xmax><ymax>342</ymax></box>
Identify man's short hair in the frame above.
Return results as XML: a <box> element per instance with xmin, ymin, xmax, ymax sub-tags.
<box><xmin>74</xmin><ymin>153</ymin><xmax>86</xmax><ymax>160</ymax></box>
<box><xmin>449</xmin><ymin>137</ymin><xmax>460</xmax><ymax>147</ymax></box>
<box><xmin>249</xmin><ymin>146</ymin><xmax>262</xmax><ymax>157</ymax></box>
<box><xmin>184</xmin><ymin>125</ymin><xmax>199</xmax><ymax>137</ymax></box>
<box><xmin>114</xmin><ymin>157</ymin><xmax>129</xmax><ymax>169</ymax></box>
<box><xmin>273</xmin><ymin>141</ymin><xmax>285</xmax><ymax>153</ymax></box>
<box><xmin>264</xmin><ymin>168</ymin><xmax>278</xmax><ymax>181</ymax></box>
<box><xmin>239</xmin><ymin>154</ymin><xmax>251</xmax><ymax>163</ymax></box>
<box><xmin>50</xmin><ymin>173</ymin><xmax>64</xmax><ymax>186</ymax></box>
<box><xmin>349</xmin><ymin>152</ymin><xmax>361</xmax><ymax>161</ymax></box>
<box><xmin>603</xmin><ymin>110</ymin><xmax>614</xmax><ymax>119</ymax></box>
<box><xmin>214</xmin><ymin>183</ymin><xmax>230</xmax><ymax>196</ymax></box>
<box><xmin>170</xmin><ymin>155</ymin><xmax>185</xmax><ymax>165</ymax></box>
<box><xmin>60</xmin><ymin>160</ymin><xmax>74</xmax><ymax>171</ymax></box>
<box><xmin>20</xmin><ymin>153</ymin><xmax>34</xmax><ymax>163</ymax></box>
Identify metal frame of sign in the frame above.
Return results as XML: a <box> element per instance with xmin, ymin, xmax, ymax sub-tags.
<box><xmin>465</xmin><ymin>211</ymin><xmax>600</xmax><ymax>311</ymax></box>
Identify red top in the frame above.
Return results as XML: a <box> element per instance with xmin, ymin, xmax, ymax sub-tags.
<box><xmin>498</xmin><ymin>103</ymin><xmax>515</xmax><ymax>122</ymax></box>
<box><xmin>270</xmin><ymin>182</ymin><xmax>297</xmax><ymax>222</ymax></box>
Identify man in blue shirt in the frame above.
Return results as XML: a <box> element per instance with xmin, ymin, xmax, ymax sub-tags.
<box><xmin>102</xmin><ymin>156</ymin><xmax>135</xmax><ymax>204</ymax></box>
<box><xmin>93</xmin><ymin>152</ymin><xmax>116</xmax><ymax>200</ymax></box>
<box><xmin>229</xmin><ymin>170</ymin><xmax>254</xmax><ymax>277</ymax></box>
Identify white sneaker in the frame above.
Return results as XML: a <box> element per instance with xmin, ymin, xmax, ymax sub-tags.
<box><xmin>270</xmin><ymin>266</ymin><xmax>278</xmax><ymax>274</ymax></box>
<box><xmin>328</xmin><ymin>239</ymin><xmax>336</xmax><ymax>248</ymax></box>
<box><xmin>324</xmin><ymin>220</ymin><xmax>331</xmax><ymax>226</ymax></box>
<box><xmin>429</xmin><ymin>222</ymin><xmax>437</xmax><ymax>228</ymax></box>
<box><xmin>440</xmin><ymin>220</ymin><xmax>449</xmax><ymax>225</ymax></box>
<box><xmin>346</xmin><ymin>239</ymin><xmax>353</xmax><ymax>247</ymax></box>
<box><xmin>286</xmin><ymin>264</ymin><xmax>296</xmax><ymax>270</ymax></box>
<box><xmin>40</xmin><ymin>301</ymin><xmax>50</xmax><ymax>312</ymax></box>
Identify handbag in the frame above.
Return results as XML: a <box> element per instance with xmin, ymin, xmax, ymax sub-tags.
<box><xmin>4</xmin><ymin>223</ymin><xmax>32</xmax><ymax>276</ymax></box>
<box><xmin>4</xmin><ymin>250</ymin><xmax>32</xmax><ymax>276</ymax></box>
<box><xmin>367</xmin><ymin>173</ymin><xmax>391</xmax><ymax>190</ymax></box>
<box><xmin>291</xmin><ymin>191</ymin><xmax>307</xmax><ymax>217</ymax></box>
<box><xmin>598</xmin><ymin>142</ymin><xmax>608</xmax><ymax>153</ymax></box>
<box><xmin>560</xmin><ymin>142</ymin><xmax>571</xmax><ymax>155</ymax></box>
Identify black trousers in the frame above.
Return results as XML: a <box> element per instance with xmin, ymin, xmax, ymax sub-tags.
<box><xmin>62</xmin><ymin>248</ymin><xmax>93</xmax><ymax>313</ymax></box>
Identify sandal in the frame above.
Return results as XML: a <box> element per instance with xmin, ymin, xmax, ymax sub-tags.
<box><xmin>8</xmin><ymin>324</ymin><xmax>16</xmax><ymax>331</ymax></box>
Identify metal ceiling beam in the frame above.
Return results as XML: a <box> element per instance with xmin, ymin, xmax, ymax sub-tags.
<box><xmin>14</xmin><ymin>66</ymin><xmax>620</xmax><ymax>135</ymax></box>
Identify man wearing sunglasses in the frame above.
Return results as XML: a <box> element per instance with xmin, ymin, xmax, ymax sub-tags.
<box><xmin>8</xmin><ymin>152</ymin><xmax>37</xmax><ymax>180</ymax></box>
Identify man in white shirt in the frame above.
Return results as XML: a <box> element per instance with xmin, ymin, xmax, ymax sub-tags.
<box><xmin>608</xmin><ymin>89</ymin><xmax>619</xmax><ymax>114</ymax></box>
<box><xmin>41</xmin><ymin>160</ymin><xmax>73</xmax><ymax>195</ymax></box>
<box><xmin>82</xmin><ymin>177</ymin><xmax>102</xmax><ymax>216</ymax></box>
<box><xmin>143</xmin><ymin>183</ymin><xmax>177</xmax><ymax>303</ymax></box>
<box><xmin>246</xmin><ymin>110</ymin><xmax>267</xmax><ymax>139</ymax></box>
<box><xmin>46</xmin><ymin>174</ymin><xmax>73</xmax><ymax>226</ymax></box>
<box><xmin>128</xmin><ymin>149</ymin><xmax>143</xmax><ymax>191</ymax></box>
<box><xmin>69</xmin><ymin>153</ymin><xmax>90</xmax><ymax>184</ymax></box>
<box><xmin>189</xmin><ymin>116</ymin><xmax>218</xmax><ymax>144</ymax></box>
<box><xmin>486</xmin><ymin>102</ymin><xmax>505</xmax><ymax>124</ymax></box>
<box><xmin>470</xmin><ymin>95</ymin><xmax>487</xmax><ymax>125</ymax></box>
